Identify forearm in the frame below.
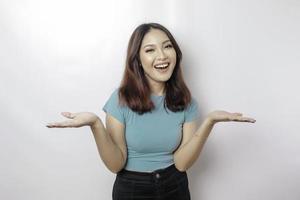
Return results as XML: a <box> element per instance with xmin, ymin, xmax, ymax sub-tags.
<box><xmin>90</xmin><ymin>119</ymin><xmax>125</xmax><ymax>174</ymax></box>
<box><xmin>174</xmin><ymin>118</ymin><xmax>215</xmax><ymax>171</ymax></box>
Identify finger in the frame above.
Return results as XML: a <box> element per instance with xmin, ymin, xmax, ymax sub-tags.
<box><xmin>46</xmin><ymin>122</ymin><xmax>63</xmax><ymax>128</ymax></box>
<box><xmin>46</xmin><ymin>123</ymin><xmax>62</xmax><ymax>128</ymax></box>
<box><xmin>241</xmin><ymin>117</ymin><xmax>256</xmax><ymax>122</ymax></box>
<box><xmin>61</xmin><ymin>112</ymin><xmax>76</xmax><ymax>119</ymax></box>
<box><xmin>233</xmin><ymin>117</ymin><xmax>256</xmax><ymax>123</ymax></box>
<box><xmin>232</xmin><ymin>112</ymin><xmax>243</xmax><ymax>116</ymax></box>
<box><xmin>245</xmin><ymin>118</ymin><xmax>256</xmax><ymax>123</ymax></box>
<box><xmin>46</xmin><ymin>120</ymin><xmax>76</xmax><ymax>128</ymax></box>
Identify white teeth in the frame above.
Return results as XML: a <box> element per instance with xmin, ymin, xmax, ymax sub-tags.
<box><xmin>154</xmin><ymin>63</ymin><xmax>169</xmax><ymax>69</ymax></box>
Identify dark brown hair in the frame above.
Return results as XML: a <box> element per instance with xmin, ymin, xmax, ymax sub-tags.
<box><xmin>118</xmin><ymin>22</ymin><xmax>192</xmax><ymax>115</ymax></box>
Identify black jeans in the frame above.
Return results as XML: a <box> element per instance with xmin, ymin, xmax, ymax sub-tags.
<box><xmin>112</xmin><ymin>164</ymin><xmax>191</xmax><ymax>200</ymax></box>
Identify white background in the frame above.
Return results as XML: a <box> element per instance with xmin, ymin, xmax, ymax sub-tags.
<box><xmin>1</xmin><ymin>0</ymin><xmax>299</xmax><ymax>199</ymax></box>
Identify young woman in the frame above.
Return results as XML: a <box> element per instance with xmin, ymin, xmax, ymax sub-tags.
<box><xmin>47</xmin><ymin>23</ymin><xmax>256</xmax><ymax>200</ymax></box>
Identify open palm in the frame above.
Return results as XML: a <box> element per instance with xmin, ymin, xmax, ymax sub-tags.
<box><xmin>46</xmin><ymin>112</ymin><xmax>99</xmax><ymax>128</ymax></box>
<box><xmin>207</xmin><ymin>110</ymin><xmax>256</xmax><ymax>124</ymax></box>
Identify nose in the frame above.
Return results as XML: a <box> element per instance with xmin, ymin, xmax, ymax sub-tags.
<box><xmin>157</xmin><ymin>48</ymin><xmax>167</xmax><ymax>60</ymax></box>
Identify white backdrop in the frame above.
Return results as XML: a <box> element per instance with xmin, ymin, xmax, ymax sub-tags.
<box><xmin>1</xmin><ymin>0</ymin><xmax>299</xmax><ymax>199</ymax></box>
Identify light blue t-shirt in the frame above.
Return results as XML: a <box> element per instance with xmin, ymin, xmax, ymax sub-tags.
<box><xmin>102</xmin><ymin>88</ymin><xmax>200</xmax><ymax>172</ymax></box>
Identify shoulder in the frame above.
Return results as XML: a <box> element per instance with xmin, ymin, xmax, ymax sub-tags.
<box><xmin>111</xmin><ymin>88</ymin><xmax>120</xmax><ymax>98</ymax></box>
<box><xmin>107</xmin><ymin>88</ymin><xmax>122</xmax><ymax>104</ymax></box>
<box><xmin>184</xmin><ymin>96</ymin><xmax>200</xmax><ymax>122</ymax></box>
<box><xmin>186</xmin><ymin>96</ymin><xmax>198</xmax><ymax>110</ymax></box>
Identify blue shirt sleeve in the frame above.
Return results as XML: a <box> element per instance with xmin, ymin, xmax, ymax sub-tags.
<box><xmin>184</xmin><ymin>97</ymin><xmax>200</xmax><ymax>122</ymax></box>
<box><xmin>102</xmin><ymin>89</ymin><xmax>126</xmax><ymax>125</ymax></box>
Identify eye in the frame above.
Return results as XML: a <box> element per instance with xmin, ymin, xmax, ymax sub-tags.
<box><xmin>165</xmin><ymin>44</ymin><xmax>173</xmax><ymax>49</ymax></box>
<box><xmin>145</xmin><ymin>49</ymin><xmax>154</xmax><ymax>53</ymax></box>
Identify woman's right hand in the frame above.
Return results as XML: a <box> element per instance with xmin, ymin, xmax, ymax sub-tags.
<box><xmin>46</xmin><ymin>112</ymin><xmax>100</xmax><ymax>128</ymax></box>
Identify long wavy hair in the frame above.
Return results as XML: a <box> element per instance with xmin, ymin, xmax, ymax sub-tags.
<box><xmin>118</xmin><ymin>23</ymin><xmax>192</xmax><ymax>115</ymax></box>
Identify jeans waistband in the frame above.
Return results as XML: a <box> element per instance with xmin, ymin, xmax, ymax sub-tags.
<box><xmin>117</xmin><ymin>164</ymin><xmax>180</xmax><ymax>180</ymax></box>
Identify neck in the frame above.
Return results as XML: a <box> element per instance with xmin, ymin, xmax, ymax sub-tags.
<box><xmin>150</xmin><ymin>83</ymin><xmax>165</xmax><ymax>96</ymax></box>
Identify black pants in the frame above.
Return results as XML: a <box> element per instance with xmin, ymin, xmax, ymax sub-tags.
<box><xmin>112</xmin><ymin>164</ymin><xmax>191</xmax><ymax>200</ymax></box>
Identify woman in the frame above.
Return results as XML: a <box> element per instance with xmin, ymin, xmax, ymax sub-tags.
<box><xmin>47</xmin><ymin>23</ymin><xmax>256</xmax><ymax>200</ymax></box>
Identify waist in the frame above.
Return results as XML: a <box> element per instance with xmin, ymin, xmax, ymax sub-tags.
<box><xmin>124</xmin><ymin>155</ymin><xmax>174</xmax><ymax>172</ymax></box>
<box><xmin>117</xmin><ymin>164</ymin><xmax>183</xmax><ymax>181</ymax></box>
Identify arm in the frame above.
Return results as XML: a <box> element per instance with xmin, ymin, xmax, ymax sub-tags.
<box><xmin>174</xmin><ymin>118</ymin><xmax>214</xmax><ymax>171</ymax></box>
<box><xmin>90</xmin><ymin>118</ymin><xmax>126</xmax><ymax>174</ymax></box>
<box><xmin>174</xmin><ymin>110</ymin><xmax>256</xmax><ymax>171</ymax></box>
<box><xmin>46</xmin><ymin>111</ymin><xmax>125</xmax><ymax>174</ymax></box>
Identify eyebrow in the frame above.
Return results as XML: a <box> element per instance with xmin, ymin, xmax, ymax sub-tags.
<box><xmin>143</xmin><ymin>40</ymin><xmax>171</xmax><ymax>49</ymax></box>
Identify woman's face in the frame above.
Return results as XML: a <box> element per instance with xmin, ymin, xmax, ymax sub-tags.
<box><xmin>139</xmin><ymin>28</ymin><xmax>177</xmax><ymax>86</ymax></box>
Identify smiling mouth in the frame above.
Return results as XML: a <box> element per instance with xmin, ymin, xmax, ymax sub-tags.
<box><xmin>154</xmin><ymin>62</ymin><xmax>169</xmax><ymax>69</ymax></box>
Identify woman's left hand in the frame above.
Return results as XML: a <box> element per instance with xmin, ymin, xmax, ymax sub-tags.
<box><xmin>206</xmin><ymin>110</ymin><xmax>256</xmax><ymax>124</ymax></box>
